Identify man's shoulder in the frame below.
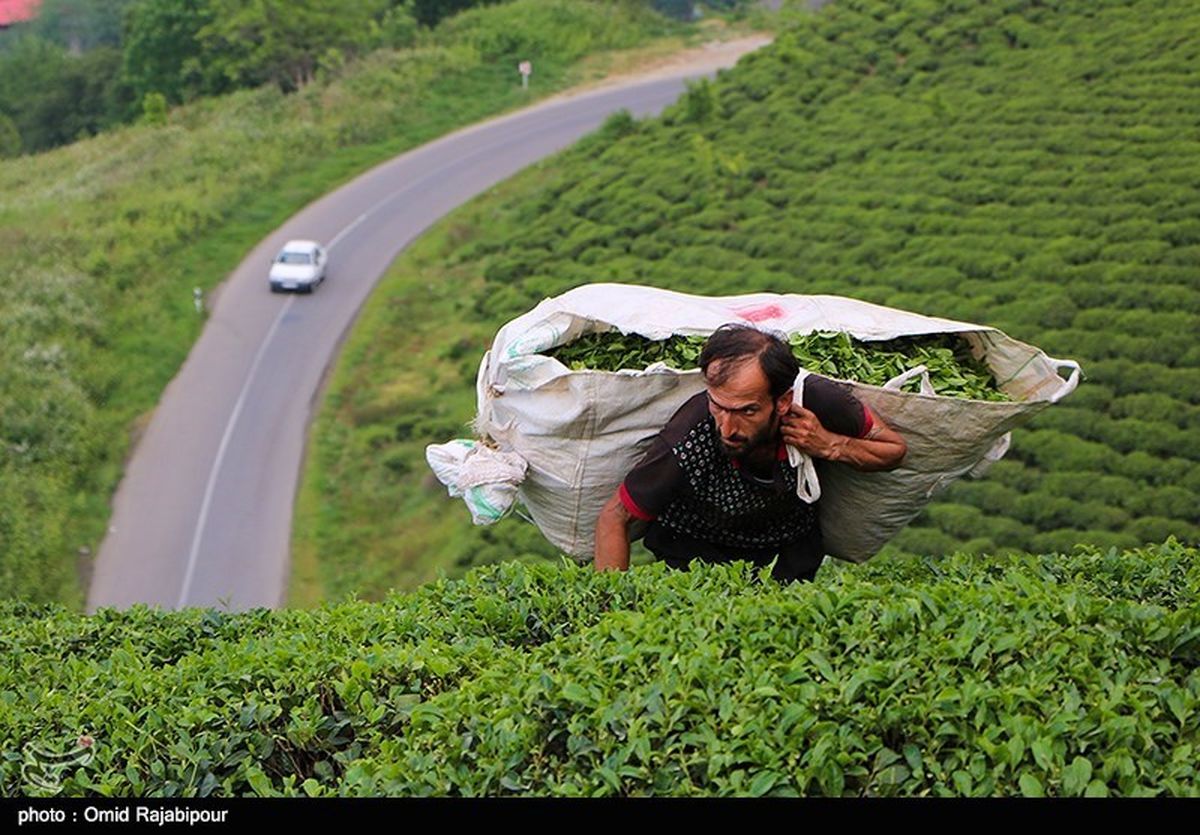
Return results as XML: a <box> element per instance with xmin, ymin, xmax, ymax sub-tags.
<box><xmin>803</xmin><ymin>373</ymin><xmax>848</xmax><ymax>396</ymax></box>
<box><xmin>802</xmin><ymin>373</ymin><xmax>868</xmax><ymax>438</ymax></box>
<box><xmin>659</xmin><ymin>391</ymin><xmax>711</xmax><ymax>446</ymax></box>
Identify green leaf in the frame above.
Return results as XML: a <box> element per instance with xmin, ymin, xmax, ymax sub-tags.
<box><xmin>952</xmin><ymin>770</ymin><xmax>973</xmax><ymax>796</ymax></box>
<box><xmin>806</xmin><ymin>650</ymin><xmax>836</xmax><ymax>682</ymax></box>
<box><xmin>749</xmin><ymin>771</ymin><xmax>779</xmax><ymax>797</ymax></box>
<box><xmin>1018</xmin><ymin>773</ymin><xmax>1044</xmax><ymax>798</ymax></box>
<box><xmin>779</xmin><ymin>704</ymin><xmax>808</xmax><ymax>734</ymax></box>
<box><xmin>818</xmin><ymin>760</ymin><xmax>845</xmax><ymax>797</ymax></box>
<box><xmin>970</xmin><ymin>642</ymin><xmax>990</xmax><ymax>666</ymax></box>
<box><xmin>198</xmin><ymin>772</ymin><xmax>218</xmax><ymax>798</ymax></box>
<box><xmin>1006</xmin><ymin>736</ymin><xmax>1025</xmax><ymax>767</ymax></box>
<box><xmin>1031</xmin><ymin>738</ymin><xmax>1054</xmax><ymax>770</ymax></box>
<box><xmin>1165</xmin><ymin>691</ymin><xmax>1188</xmax><ymax>724</ymax></box>
<box><xmin>1084</xmin><ymin>780</ymin><xmax>1110</xmax><ymax>798</ymax></box>
<box><xmin>596</xmin><ymin>766</ymin><xmax>621</xmax><ymax>794</ymax></box>
<box><xmin>1062</xmin><ymin>757</ymin><xmax>1093</xmax><ymax>796</ymax></box>
<box><xmin>843</xmin><ymin>672</ymin><xmax>867</xmax><ymax>701</ymax></box>
<box><xmin>874</xmin><ymin>747</ymin><xmax>903</xmax><ymax>770</ymax></box>
<box><xmin>562</xmin><ymin>682</ymin><xmax>590</xmax><ymax>703</ymax></box>
<box><xmin>902</xmin><ymin>744</ymin><xmax>923</xmax><ymax>776</ymax></box>
<box><xmin>246</xmin><ymin>768</ymin><xmax>272</xmax><ymax>797</ymax></box>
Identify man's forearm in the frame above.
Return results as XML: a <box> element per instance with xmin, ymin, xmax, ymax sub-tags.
<box><xmin>594</xmin><ymin>495</ymin><xmax>632</xmax><ymax>571</ymax></box>
<box><xmin>782</xmin><ymin>407</ymin><xmax>907</xmax><ymax>472</ymax></box>
<box><xmin>824</xmin><ymin>434</ymin><xmax>906</xmax><ymax>471</ymax></box>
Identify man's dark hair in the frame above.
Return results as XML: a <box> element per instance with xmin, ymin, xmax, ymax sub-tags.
<box><xmin>699</xmin><ymin>324</ymin><xmax>798</xmax><ymax>400</ymax></box>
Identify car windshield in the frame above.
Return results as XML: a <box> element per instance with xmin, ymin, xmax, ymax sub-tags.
<box><xmin>278</xmin><ymin>251</ymin><xmax>313</xmax><ymax>265</ymax></box>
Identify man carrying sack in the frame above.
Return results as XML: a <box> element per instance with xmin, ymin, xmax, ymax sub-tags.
<box><xmin>594</xmin><ymin>324</ymin><xmax>908</xmax><ymax>583</ymax></box>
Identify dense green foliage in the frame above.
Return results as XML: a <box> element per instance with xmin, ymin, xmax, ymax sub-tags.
<box><xmin>411</xmin><ymin>0</ymin><xmax>507</xmax><ymax>28</ymax></box>
<box><xmin>119</xmin><ymin>0</ymin><xmax>223</xmax><ymax>107</ymax></box>
<box><xmin>12</xmin><ymin>0</ymin><xmax>135</xmax><ymax>51</ymax></box>
<box><xmin>0</xmin><ymin>0</ymin><xmax>413</xmax><ymax>155</ymax></box>
<box><xmin>0</xmin><ymin>1</ymin><xmax>136</xmax><ymax>153</ymax></box>
<box><xmin>548</xmin><ymin>331</ymin><xmax>711</xmax><ymax>371</ymax></box>
<box><xmin>546</xmin><ymin>330</ymin><xmax>1011</xmax><ymax>400</ymax></box>
<box><xmin>3</xmin><ymin>542</ymin><xmax>1196</xmax><ymax>797</ymax></box>
<box><xmin>0</xmin><ymin>0</ymin><xmax>684</xmax><ymax>604</ymax></box>
<box><xmin>0</xmin><ymin>0</ymin><xmax>691</xmax><ymax>156</ymax></box>
<box><xmin>297</xmin><ymin>0</ymin><xmax>1199</xmax><ymax>601</ymax></box>
<box><xmin>0</xmin><ymin>35</ymin><xmax>134</xmax><ymax>155</ymax></box>
<box><xmin>190</xmin><ymin>0</ymin><xmax>397</xmax><ymax>93</ymax></box>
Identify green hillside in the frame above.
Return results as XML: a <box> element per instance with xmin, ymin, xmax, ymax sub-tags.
<box><xmin>0</xmin><ymin>0</ymin><xmax>725</xmax><ymax>605</ymax></box>
<box><xmin>294</xmin><ymin>0</ymin><xmax>1200</xmax><ymax>603</ymax></box>
<box><xmin>4</xmin><ymin>542</ymin><xmax>1196</xmax><ymax>797</ymax></box>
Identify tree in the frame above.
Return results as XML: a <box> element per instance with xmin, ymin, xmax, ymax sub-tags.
<box><xmin>198</xmin><ymin>0</ymin><xmax>391</xmax><ymax>92</ymax></box>
<box><xmin>122</xmin><ymin>0</ymin><xmax>222</xmax><ymax>105</ymax></box>
<box><xmin>410</xmin><ymin>0</ymin><xmax>504</xmax><ymax>28</ymax></box>
<box><xmin>0</xmin><ymin>111</ymin><xmax>19</xmax><ymax>158</ymax></box>
<box><xmin>0</xmin><ymin>36</ymin><xmax>60</xmax><ymax>145</ymax></box>
<box><xmin>651</xmin><ymin>0</ymin><xmax>696</xmax><ymax>21</ymax></box>
<box><xmin>141</xmin><ymin>91</ymin><xmax>168</xmax><ymax>126</ymax></box>
<box><xmin>27</xmin><ymin>0</ymin><xmax>137</xmax><ymax>52</ymax></box>
<box><xmin>0</xmin><ymin>36</ymin><xmax>128</xmax><ymax>152</ymax></box>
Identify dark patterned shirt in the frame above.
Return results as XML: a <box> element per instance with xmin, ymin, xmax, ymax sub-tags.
<box><xmin>618</xmin><ymin>377</ymin><xmax>872</xmax><ymax>583</ymax></box>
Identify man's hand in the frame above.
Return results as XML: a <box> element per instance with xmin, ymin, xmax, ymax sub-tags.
<box><xmin>594</xmin><ymin>489</ymin><xmax>633</xmax><ymax>572</ymax></box>
<box><xmin>780</xmin><ymin>406</ymin><xmax>841</xmax><ymax>459</ymax></box>
<box><xmin>781</xmin><ymin>406</ymin><xmax>907</xmax><ymax>472</ymax></box>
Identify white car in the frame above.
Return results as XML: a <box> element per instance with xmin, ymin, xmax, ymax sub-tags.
<box><xmin>269</xmin><ymin>240</ymin><xmax>327</xmax><ymax>293</ymax></box>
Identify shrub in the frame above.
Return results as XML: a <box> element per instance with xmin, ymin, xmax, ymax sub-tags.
<box><xmin>3</xmin><ymin>543</ymin><xmax>1197</xmax><ymax>797</ymax></box>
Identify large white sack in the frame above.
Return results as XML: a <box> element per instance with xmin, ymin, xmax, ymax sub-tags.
<box><xmin>430</xmin><ymin>283</ymin><xmax>1081</xmax><ymax>563</ymax></box>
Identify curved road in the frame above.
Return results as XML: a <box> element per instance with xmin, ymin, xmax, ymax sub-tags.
<box><xmin>87</xmin><ymin>41</ymin><xmax>769</xmax><ymax>613</ymax></box>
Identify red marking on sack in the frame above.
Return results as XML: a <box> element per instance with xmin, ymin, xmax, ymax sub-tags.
<box><xmin>733</xmin><ymin>304</ymin><xmax>785</xmax><ymax>323</ymax></box>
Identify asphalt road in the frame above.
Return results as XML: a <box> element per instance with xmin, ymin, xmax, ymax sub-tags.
<box><xmin>86</xmin><ymin>45</ymin><xmax>768</xmax><ymax>612</ymax></box>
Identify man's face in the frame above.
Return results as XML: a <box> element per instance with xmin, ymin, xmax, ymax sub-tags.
<box><xmin>704</xmin><ymin>358</ymin><xmax>789</xmax><ymax>459</ymax></box>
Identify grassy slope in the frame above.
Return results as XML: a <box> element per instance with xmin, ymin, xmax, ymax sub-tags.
<box><xmin>3</xmin><ymin>542</ymin><xmax>1197</xmax><ymax>796</ymax></box>
<box><xmin>0</xmin><ymin>1</ymin><xmax>768</xmax><ymax>606</ymax></box>
<box><xmin>293</xmin><ymin>0</ymin><xmax>1200</xmax><ymax>605</ymax></box>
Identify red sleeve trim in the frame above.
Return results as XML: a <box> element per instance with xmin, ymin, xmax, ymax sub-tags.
<box><xmin>859</xmin><ymin>405</ymin><xmax>875</xmax><ymax>439</ymax></box>
<box><xmin>618</xmin><ymin>482</ymin><xmax>656</xmax><ymax>522</ymax></box>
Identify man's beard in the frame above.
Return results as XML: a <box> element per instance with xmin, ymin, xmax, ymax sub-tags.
<box><xmin>718</xmin><ymin>413</ymin><xmax>780</xmax><ymax>460</ymax></box>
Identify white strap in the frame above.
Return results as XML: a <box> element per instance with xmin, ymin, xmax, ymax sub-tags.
<box><xmin>884</xmin><ymin>364</ymin><xmax>935</xmax><ymax>396</ymax></box>
<box><xmin>785</xmin><ymin>369</ymin><xmax>822</xmax><ymax>504</ymax></box>
<box><xmin>1045</xmin><ymin>357</ymin><xmax>1082</xmax><ymax>403</ymax></box>
<box><xmin>967</xmin><ymin>432</ymin><xmax>1011</xmax><ymax>478</ymax></box>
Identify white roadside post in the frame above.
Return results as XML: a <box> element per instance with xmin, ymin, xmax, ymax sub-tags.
<box><xmin>518</xmin><ymin>60</ymin><xmax>532</xmax><ymax>90</ymax></box>
<box><xmin>193</xmin><ymin>287</ymin><xmax>204</xmax><ymax>314</ymax></box>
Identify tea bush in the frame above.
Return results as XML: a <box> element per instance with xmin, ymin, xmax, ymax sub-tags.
<box><xmin>3</xmin><ymin>541</ymin><xmax>1196</xmax><ymax>797</ymax></box>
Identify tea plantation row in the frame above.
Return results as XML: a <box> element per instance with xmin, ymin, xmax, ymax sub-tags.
<box><xmin>3</xmin><ymin>541</ymin><xmax>1196</xmax><ymax>796</ymax></box>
